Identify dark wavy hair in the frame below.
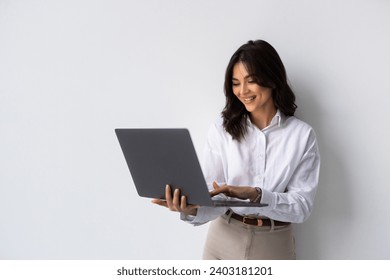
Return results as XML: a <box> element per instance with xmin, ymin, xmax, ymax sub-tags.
<box><xmin>222</xmin><ymin>40</ymin><xmax>297</xmax><ymax>141</ymax></box>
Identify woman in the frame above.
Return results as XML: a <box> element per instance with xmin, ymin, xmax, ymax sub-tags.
<box><xmin>152</xmin><ymin>40</ymin><xmax>320</xmax><ymax>259</ymax></box>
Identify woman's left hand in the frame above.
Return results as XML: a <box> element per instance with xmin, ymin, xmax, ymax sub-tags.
<box><xmin>210</xmin><ymin>181</ymin><xmax>258</xmax><ymax>201</ymax></box>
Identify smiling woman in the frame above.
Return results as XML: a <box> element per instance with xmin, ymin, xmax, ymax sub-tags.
<box><xmin>231</xmin><ymin>62</ymin><xmax>275</xmax><ymax>129</ymax></box>
<box><xmin>222</xmin><ymin>40</ymin><xmax>297</xmax><ymax>140</ymax></box>
<box><xmin>152</xmin><ymin>40</ymin><xmax>320</xmax><ymax>260</ymax></box>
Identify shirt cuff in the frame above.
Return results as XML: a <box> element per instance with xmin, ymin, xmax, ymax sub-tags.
<box><xmin>180</xmin><ymin>206</ymin><xmax>226</xmax><ymax>226</ymax></box>
<box><xmin>180</xmin><ymin>212</ymin><xmax>195</xmax><ymax>222</ymax></box>
<box><xmin>260</xmin><ymin>188</ymin><xmax>275</xmax><ymax>209</ymax></box>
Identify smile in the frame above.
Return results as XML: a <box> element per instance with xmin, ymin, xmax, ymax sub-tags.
<box><xmin>243</xmin><ymin>96</ymin><xmax>256</xmax><ymax>102</ymax></box>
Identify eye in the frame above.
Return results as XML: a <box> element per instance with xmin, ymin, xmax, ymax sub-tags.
<box><xmin>232</xmin><ymin>81</ymin><xmax>240</xmax><ymax>87</ymax></box>
<box><xmin>248</xmin><ymin>78</ymin><xmax>256</xmax><ymax>84</ymax></box>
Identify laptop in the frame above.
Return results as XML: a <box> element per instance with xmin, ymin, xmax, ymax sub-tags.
<box><xmin>115</xmin><ymin>128</ymin><xmax>267</xmax><ymax>207</ymax></box>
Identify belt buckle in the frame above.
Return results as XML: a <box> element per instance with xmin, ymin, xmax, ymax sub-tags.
<box><xmin>243</xmin><ymin>216</ymin><xmax>263</xmax><ymax>227</ymax></box>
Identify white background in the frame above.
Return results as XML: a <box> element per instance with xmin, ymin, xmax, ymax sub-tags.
<box><xmin>1</xmin><ymin>0</ymin><xmax>389</xmax><ymax>259</ymax></box>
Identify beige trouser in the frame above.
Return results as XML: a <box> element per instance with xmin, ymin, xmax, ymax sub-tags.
<box><xmin>203</xmin><ymin>215</ymin><xmax>296</xmax><ymax>260</ymax></box>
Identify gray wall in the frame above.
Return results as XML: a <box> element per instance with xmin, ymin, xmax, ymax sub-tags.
<box><xmin>1</xmin><ymin>0</ymin><xmax>389</xmax><ymax>259</ymax></box>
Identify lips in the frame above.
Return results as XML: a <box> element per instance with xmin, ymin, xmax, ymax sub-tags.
<box><xmin>243</xmin><ymin>96</ymin><xmax>256</xmax><ymax>103</ymax></box>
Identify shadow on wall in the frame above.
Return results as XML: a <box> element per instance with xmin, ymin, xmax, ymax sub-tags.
<box><xmin>292</xmin><ymin>79</ymin><xmax>352</xmax><ymax>259</ymax></box>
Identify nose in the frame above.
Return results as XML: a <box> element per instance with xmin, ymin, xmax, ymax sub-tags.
<box><xmin>238</xmin><ymin>82</ymin><xmax>249</xmax><ymax>96</ymax></box>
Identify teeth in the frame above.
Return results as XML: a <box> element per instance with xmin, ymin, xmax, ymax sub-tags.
<box><xmin>244</xmin><ymin>96</ymin><xmax>255</xmax><ymax>101</ymax></box>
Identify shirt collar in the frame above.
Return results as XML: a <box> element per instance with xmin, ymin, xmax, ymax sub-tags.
<box><xmin>247</xmin><ymin>109</ymin><xmax>285</xmax><ymax>130</ymax></box>
<box><xmin>271</xmin><ymin>109</ymin><xmax>284</xmax><ymax>127</ymax></box>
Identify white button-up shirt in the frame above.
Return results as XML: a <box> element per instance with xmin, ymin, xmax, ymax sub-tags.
<box><xmin>183</xmin><ymin>110</ymin><xmax>320</xmax><ymax>225</ymax></box>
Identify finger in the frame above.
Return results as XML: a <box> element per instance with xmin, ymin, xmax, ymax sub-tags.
<box><xmin>212</xmin><ymin>181</ymin><xmax>220</xmax><ymax>190</ymax></box>
<box><xmin>165</xmin><ymin>184</ymin><xmax>173</xmax><ymax>208</ymax></box>
<box><xmin>210</xmin><ymin>184</ymin><xmax>228</xmax><ymax>197</ymax></box>
<box><xmin>180</xmin><ymin>195</ymin><xmax>198</xmax><ymax>210</ymax></box>
<box><xmin>210</xmin><ymin>182</ymin><xmax>222</xmax><ymax>196</ymax></box>
<box><xmin>172</xmin><ymin>188</ymin><xmax>181</xmax><ymax>211</ymax></box>
<box><xmin>181</xmin><ymin>195</ymin><xmax>187</xmax><ymax>210</ymax></box>
<box><xmin>181</xmin><ymin>196</ymin><xmax>199</xmax><ymax>216</ymax></box>
<box><xmin>151</xmin><ymin>199</ymin><xmax>168</xmax><ymax>208</ymax></box>
<box><xmin>210</xmin><ymin>188</ymin><xmax>223</xmax><ymax>197</ymax></box>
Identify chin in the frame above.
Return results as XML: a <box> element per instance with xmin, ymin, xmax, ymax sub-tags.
<box><xmin>244</xmin><ymin>104</ymin><xmax>257</xmax><ymax>112</ymax></box>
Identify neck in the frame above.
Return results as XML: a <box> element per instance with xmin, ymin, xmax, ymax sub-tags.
<box><xmin>249</xmin><ymin>106</ymin><xmax>277</xmax><ymax>130</ymax></box>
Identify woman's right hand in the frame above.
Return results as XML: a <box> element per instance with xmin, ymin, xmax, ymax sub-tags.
<box><xmin>152</xmin><ymin>184</ymin><xmax>199</xmax><ymax>216</ymax></box>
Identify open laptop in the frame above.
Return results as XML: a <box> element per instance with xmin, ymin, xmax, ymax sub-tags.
<box><xmin>115</xmin><ymin>128</ymin><xmax>267</xmax><ymax>207</ymax></box>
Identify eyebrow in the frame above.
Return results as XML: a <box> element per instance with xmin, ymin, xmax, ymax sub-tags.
<box><xmin>232</xmin><ymin>74</ymin><xmax>254</xmax><ymax>80</ymax></box>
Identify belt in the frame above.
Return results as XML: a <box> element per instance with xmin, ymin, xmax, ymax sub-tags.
<box><xmin>226</xmin><ymin>210</ymin><xmax>290</xmax><ymax>227</ymax></box>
